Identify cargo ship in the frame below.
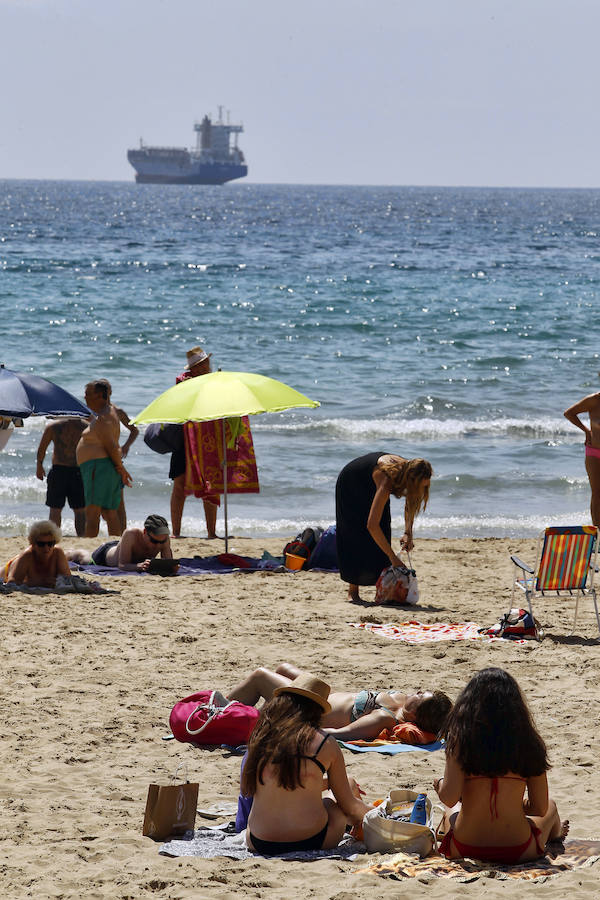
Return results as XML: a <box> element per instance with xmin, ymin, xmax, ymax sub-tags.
<box><xmin>127</xmin><ymin>109</ymin><xmax>248</xmax><ymax>185</ymax></box>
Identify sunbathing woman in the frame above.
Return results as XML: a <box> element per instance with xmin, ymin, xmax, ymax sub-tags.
<box><xmin>228</xmin><ymin>662</ymin><xmax>452</xmax><ymax>742</ymax></box>
<box><xmin>433</xmin><ymin>667</ymin><xmax>568</xmax><ymax>863</ymax></box>
<box><xmin>4</xmin><ymin>520</ymin><xmax>71</xmax><ymax>587</ymax></box>
<box><xmin>242</xmin><ymin>673</ymin><xmax>371</xmax><ymax>855</ymax></box>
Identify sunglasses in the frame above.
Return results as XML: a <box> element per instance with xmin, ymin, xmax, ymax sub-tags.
<box><xmin>36</xmin><ymin>540</ymin><xmax>56</xmax><ymax>548</ymax></box>
<box><xmin>148</xmin><ymin>534</ymin><xmax>168</xmax><ymax>544</ymax></box>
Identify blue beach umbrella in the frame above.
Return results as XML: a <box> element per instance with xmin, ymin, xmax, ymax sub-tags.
<box><xmin>0</xmin><ymin>365</ymin><xmax>90</xmax><ymax>419</ymax></box>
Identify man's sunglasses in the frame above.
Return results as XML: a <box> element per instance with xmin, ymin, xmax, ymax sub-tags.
<box><xmin>148</xmin><ymin>534</ymin><xmax>168</xmax><ymax>544</ymax></box>
<box><xmin>36</xmin><ymin>540</ymin><xmax>56</xmax><ymax>548</ymax></box>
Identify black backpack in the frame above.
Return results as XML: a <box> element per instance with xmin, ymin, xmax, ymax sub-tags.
<box><xmin>283</xmin><ymin>526</ymin><xmax>324</xmax><ymax>566</ymax></box>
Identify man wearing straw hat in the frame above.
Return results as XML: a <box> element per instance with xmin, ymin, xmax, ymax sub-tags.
<box><xmin>170</xmin><ymin>347</ymin><xmax>218</xmax><ymax>538</ymax></box>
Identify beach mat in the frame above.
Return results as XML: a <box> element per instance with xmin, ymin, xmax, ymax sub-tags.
<box><xmin>348</xmin><ymin>621</ymin><xmax>535</xmax><ymax>645</ymax></box>
<box><xmin>73</xmin><ymin>554</ymin><xmax>286</xmax><ymax>577</ymax></box>
<box><xmin>74</xmin><ymin>552</ymin><xmax>339</xmax><ymax>577</ymax></box>
<box><xmin>0</xmin><ymin>574</ymin><xmax>117</xmax><ymax>594</ymax></box>
<box><xmin>354</xmin><ymin>839</ymin><xmax>600</xmax><ymax>882</ymax></box>
<box><xmin>159</xmin><ymin>824</ymin><xmax>366</xmax><ymax>861</ymax></box>
<box><xmin>339</xmin><ymin>739</ymin><xmax>443</xmax><ymax>754</ymax></box>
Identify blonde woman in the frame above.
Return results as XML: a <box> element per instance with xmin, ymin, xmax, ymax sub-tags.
<box><xmin>335</xmin><ymin>453</ymin><xmax>432</xmax><ymax>601</ymax></box>
<box><xmin>4</xmin><ymin>520</ymin><xmax>71</xmax><ymax>587</ymax></box>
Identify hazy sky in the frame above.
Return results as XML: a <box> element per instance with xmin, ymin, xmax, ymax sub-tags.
<box><xmin>2</xmin><ymin>0</ymin><xmax>599</xmax><ymax>186</ymax></box>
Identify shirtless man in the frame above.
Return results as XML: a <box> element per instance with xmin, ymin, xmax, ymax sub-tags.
<box><xmin>97</xmin><ymin>379</ymin><xmax>139</xmax><ymax>533</ymax></box>
<box><xmin>564</xmin><ymin>391</ymin><xmax>600</xmax><ymax>527</ymax></box>
<box><xmin>227</xmin><ymin>663</ymin><xmax>452</xmax><ymax>741</ymax></box>
<box><xmin>76</xmin><ymin>381</ymin><xmax>132</xmax><ymax>537</ymax></box>
<box><xmin>4</xmin><ymin>520</ymin><xmax>71</xmax><ymax>587</ymax></box>
<box><xmin>67</xmin><ymin>514</ymin><xmax>176</xmax><ymax>572</ymax></box>
<box><xmin>36</xmin><ymin>416</ymin><xmax>87</xmax><ymax>535</ymax></box>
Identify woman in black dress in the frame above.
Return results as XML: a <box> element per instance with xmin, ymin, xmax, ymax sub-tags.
<box><xmin>335</xmin><ymin>453</ymin><xmax>432</xmax><ymax>601</ymax></box>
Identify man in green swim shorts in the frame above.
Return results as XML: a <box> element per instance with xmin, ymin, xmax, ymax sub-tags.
<box><xmin>76</xmin><ymin>380</ymin><xmax>133</xmax><ymax>537</ymax></box>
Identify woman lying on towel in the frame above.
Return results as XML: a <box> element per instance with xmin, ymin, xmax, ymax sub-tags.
<box><xmin>4</xmin><ymin>520</ymin><xmax>71</xmax><ymax>587</ymax></box>
<box><xmin>242</xmin><ymin>673</ymin><xmax>372</xmax><ymax>855</ymax></box>
<box><xmin>228</xmin><ymin>662</ymin><xmax>452</xmax><ymax>743</ymax></box>
<box><xmin>433</xmin><ymin>667</ymin><xmax>569</xmax><ymax>864</ymax></box>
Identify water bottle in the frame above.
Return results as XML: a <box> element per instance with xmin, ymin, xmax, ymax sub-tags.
<box><xmin>409</xmin><ymin>793</ymin><xmax>427</xmax><ymax>825</ymax></box>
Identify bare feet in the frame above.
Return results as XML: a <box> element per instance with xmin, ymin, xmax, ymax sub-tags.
<box><xmin>348</xmin><ymin>587</ymin><xmax>362</xmax><ymax>602</ymax></box>
<box><xmin>560</xmin><ymin>820</ymin><xmax>570</xmax><ymax>839</ymax></box>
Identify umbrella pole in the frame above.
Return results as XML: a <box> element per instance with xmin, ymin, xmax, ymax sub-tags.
<box><xmin>221</xmin><ymin>418</ymin><xmax>229</xmax><ymax>552</ymax></box>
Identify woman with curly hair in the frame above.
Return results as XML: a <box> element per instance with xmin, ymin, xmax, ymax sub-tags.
<box><xmin>335</xmin><ymin>453</ymin><xmax>432</xmax><ymax>601</ymax></box>
<box><xmin>433</xmin><ymin>668</ymin><xmax>568</xmax><ymax>863</ymax></box>
<box><xmin>241</xmin><ymin>673</ymin><xmax>371</xmax><ymax>855</ymax></box>
<box><xmin>4</xmin><ymin>520</ymin><xmax>71</xmax><ymax>587</ymax></box>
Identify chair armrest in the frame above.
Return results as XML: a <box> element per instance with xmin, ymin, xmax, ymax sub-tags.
<box><xmin>511</xmin><ymin>555</ymin><xmax>534</xmax><ymax>574</ymax></box>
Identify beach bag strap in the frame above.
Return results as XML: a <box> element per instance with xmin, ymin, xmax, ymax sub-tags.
<box><xmin>184</xmin><ymin>690</ymin><xmax>237</xmax><ymax>737</ymax></box>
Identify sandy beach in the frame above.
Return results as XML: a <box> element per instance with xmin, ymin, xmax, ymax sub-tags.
<box><xmin>1</xmin><ymin>534</ymin><xmax>599</xmax><ymax>898</ymax></box>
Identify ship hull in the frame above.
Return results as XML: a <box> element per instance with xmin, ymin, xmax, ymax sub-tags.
<box><xmin>133</xmin><ymin>165</ymin><xmax>247</xmax><ymax>185</ymax></box>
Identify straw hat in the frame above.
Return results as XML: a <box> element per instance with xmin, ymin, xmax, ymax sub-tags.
<box><xmin>273</xmin><ymin>672</ymin><xmax>332</xmax><ymax>713</ymax></box>
<box><xmin>184</xmin><ymin>346</ymin><xmax>212</xmax><ymax>370</ymax></box>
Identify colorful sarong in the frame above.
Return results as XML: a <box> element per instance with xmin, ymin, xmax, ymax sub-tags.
<box><xmin>183</xmin><ymin>417</ymin><xmax>259</xmax><ymax>503</ymax></box>
<box><xmin>354</xmin><ymin>839</ymin><xmax>600</xmax><ymax>882</ymax></box>
<box><xmin>348</xmin><ymin>621</ymin><xmax>532</xmax><ymax>645</ymax></box>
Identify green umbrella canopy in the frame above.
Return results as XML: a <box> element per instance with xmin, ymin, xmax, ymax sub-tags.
<box><xmin>132</xmin><ymin>370</ymin><xmax>320</xmax><ymax>424</ymax></box>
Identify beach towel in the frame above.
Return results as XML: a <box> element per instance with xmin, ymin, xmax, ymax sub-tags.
<box><xmin>339</xmin><ymin>721</ymin><xmax>442</xmax><ymax>754</ymax></box>
<box><xmin>348</xmin><ymin>621</ymin><xmax>534</xmax><ymax>645</ymax></box>
<box><xmin>0</xmin><ymin>574</ymin><xmax>117</xmax><ymax>595</ymax></box>
<box><xmin>159</xmin><ymin>823</ymin><xmax>366</xmax><ymax>861</ymax></box>
<box><xmin>71</xmin><ymin>554</ymin><xmax>287</xmax><ymax>577</ymax></box>
<box><xmin>184</xmin><ymin>417</ymin><xmax>259</xmax><ymax>502</ymax></box>
<box><xmin>339</xmin><ymin>738</ymin><xmax>443</xmax><ymax>755</ymax></box>
<box><xmin>354</xmin><ymin>839</ymin><xmax>600</xmax><ymax>882</ymax></box>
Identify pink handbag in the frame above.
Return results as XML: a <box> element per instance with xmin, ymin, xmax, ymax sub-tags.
<box><xmin>169</xmin><ymin>690</ymin><xmax>260</xmax><ymax>747</ymax></box>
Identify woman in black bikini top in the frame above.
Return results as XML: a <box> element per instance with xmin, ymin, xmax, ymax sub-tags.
<box><xmin>241</xmin><ymin>673</ymin><xmax>372</xmax><ymax>856</ymax></box>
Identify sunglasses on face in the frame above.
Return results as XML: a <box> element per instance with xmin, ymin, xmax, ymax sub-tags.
<box><xmin>148</xmin><ymin>534</ymin><xmax>168</xmax><ymax>544</ymax></box>
<box><xmin>36</xmin><ymin>540</ymin><xmax>56</xmax><ymax>548</ymax></box>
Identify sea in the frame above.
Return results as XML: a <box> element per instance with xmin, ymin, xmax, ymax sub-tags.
<box><xmin>1</xmin><ymin>181</ymin><xmax>598</xmax><ymax>540</ymax></box>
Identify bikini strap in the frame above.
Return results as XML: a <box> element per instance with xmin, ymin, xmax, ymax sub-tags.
<box><xmin>313</xmin><ymin>731</ymin><xmax>330</xmax><ymax>756</ymax></box>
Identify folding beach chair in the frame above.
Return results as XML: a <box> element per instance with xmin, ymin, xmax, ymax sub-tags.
<box><xmin>511</xmin><ymin>526</ymin><xmax>600</xmax><ymax>636</ymax></box>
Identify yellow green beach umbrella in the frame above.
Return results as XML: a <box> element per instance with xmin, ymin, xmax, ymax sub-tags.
<box><xmin>132</xmin><ymin>370</ymin><xmax>320</xmax><ymax>425</ymax></box>
<box><xmin>132</xmin><ymin>370</ymin><xmax>320</xmax><ymax>549</ymax></box>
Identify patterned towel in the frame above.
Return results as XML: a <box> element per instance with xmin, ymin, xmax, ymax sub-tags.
<box><xmin>354</xmin><ymin>839</ymin><xmax>600</xmax><ymax>882</ymax></box>
<box><xmin>348</xmin><ymin>621</ymin><xmax>532</xmax><ymax>645</ymax></box>
<box><xmin>160</xmin><ymin>824</ymin><xmax>366</xmax><ymax>860</ymax></box>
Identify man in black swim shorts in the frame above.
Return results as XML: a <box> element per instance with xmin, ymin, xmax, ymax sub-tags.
<box><xmin>36</xmin><ymin>417</ymin><xmax>87</xmax><ymax>536</ymax></box>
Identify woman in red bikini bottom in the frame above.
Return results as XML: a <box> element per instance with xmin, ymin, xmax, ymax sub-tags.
<box><xmin>564</xmin><ymin>391</ymin><xmax>600</xmax><ymax>528</ymax></box>
<box><xmin>241</xmin><ymin>673</ymin><xmax>372</xmax><ymax>855</ymax></box>
<box><xmin>433</xmin><ymin>668</ymin><xmax>569</xmax><ymax>864</ymax></box>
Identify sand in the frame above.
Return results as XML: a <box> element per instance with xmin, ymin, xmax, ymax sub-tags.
<box><xmin>1</xmin><ymin>534</ymin><xmax>599</xmax><ymax>899</ymax></box>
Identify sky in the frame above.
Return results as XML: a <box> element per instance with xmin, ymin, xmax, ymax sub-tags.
<box><xmin>1</xmin><ymin>0</ymin><xmax>600</xmax><ymax>186</ymax></box>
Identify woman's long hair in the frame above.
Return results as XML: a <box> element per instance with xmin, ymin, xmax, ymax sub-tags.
<box><xmin>443</xmin><ymin>668</ymin><xmax>549</xmax><ymax>778</ymax></box>
<box><xmin>378</xmin><ymin>457</ymin><xmax>432</xmax><ymax>523</ymax></box>
<box><xmin>241</xmin><ymin>693</ymin><xmax>323</xmax><ymax>795</ymax></box>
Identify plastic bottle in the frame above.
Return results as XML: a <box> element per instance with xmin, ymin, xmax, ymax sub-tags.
<box><xmin>409</xmin><ymin>793</ymin><xmax>427</xmax><ymax>825</ymax></box>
